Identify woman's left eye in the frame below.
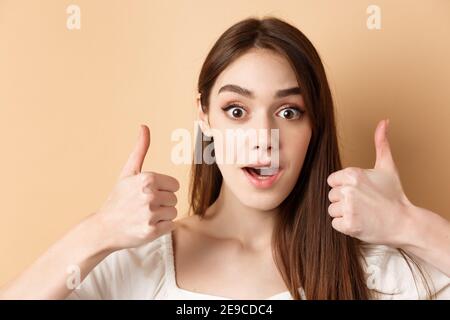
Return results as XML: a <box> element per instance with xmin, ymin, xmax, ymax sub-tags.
<box><xmin>276</xmin><ymin>106</ymin><xmax>304</xmax><ymax>120</ymax></box>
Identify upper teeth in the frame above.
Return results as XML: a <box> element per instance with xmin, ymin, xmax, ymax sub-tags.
<box><xmin>256</xmin><ymin>167</ymin><xmax>279</xmax><ymax>176</ymax></box>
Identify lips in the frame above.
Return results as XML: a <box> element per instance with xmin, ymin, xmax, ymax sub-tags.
<box><xmin>243</xmin><ymin>166</ymin><xmax>279</xmax><ymax>177</ymax></box>
<box><xmin>241</xmin><ymin>165</ymin><xmax>283</xmax><ymax>188</ymax></box>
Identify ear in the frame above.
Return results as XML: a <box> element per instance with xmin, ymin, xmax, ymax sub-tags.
<box><xmin>197</xmin><ymin>93</ymin><xmax>212</xmax><ymax>137</ymax></box>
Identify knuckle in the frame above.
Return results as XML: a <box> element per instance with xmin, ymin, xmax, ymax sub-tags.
<box><xmin>344</xmin><ymin>201</ymin><xmax>354</xmax><ymax>214</ymax></box>
<box><xmin>148</xmin><ymin>211</ymin><xmax>161</xmax><ymax>224</ymax></box>
<box><xmin>148</xmin><ymin>202</ymin><xmax>157</xmax><ymax>212</ymax></box>
<box><xmin>346</xmin><ymin>167</ymin><xmax>363</xmax><ymax>185</ymax></box>
<box><xmin>342</xmin><ymin>186</ymin><xmax>355</xmax><ymax>199</ymax></box>
<box><xmin>147</xmin><ymin>172</ymin><xmax>156</xmax><ymax>185</ymax></box>
<box><xmin>147</xmin><ymin>209</ymin><xmax>155</xmax><ymax>220</ymax></box>
<box><xmin>347</xmin><ymin>166</ymin><xmax>362</xmax><ymax>175</ymax></box>
<box><xmin>138</xmin><ymin>172</ymin><xmax>148</xmax><ymax>182</ymax></box>
<box><xmin>147</xmin><ymin>192</ymin><xmax>157</xmax><ymax>203</ymax></box>
<box><xmin>140</xmin><ymin>171</ymin><xmax>156</xmax><ymax>186</ymax></box>
<box><xmin>142</xmin><ymin>190</ymin><xmax>156</xmax><ymax>204</ymax></box>
<box><xmin>140</xmin><ymin>191</ymin><xmax>150</xmax><ymax>203</ymax></box>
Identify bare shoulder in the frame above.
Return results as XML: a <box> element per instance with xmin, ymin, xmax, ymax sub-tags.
<box><xmin>173</xmin><ymin>214</ymin><xmax>207</xmax><ymax>245</ymax></box>
<box><xmin>172</xmin><ymin>214</ymin><xmax>234</xmax><ymax>250</ymax></box>
<box><xmin>171</xmin><ymin>214</ymin><xmax>213</xmax><ymax>275</ymax></box>
<box><xmin>174</xmin><ymin>214</ymin><xmax>201</xmax><ymax>229</ymax></box>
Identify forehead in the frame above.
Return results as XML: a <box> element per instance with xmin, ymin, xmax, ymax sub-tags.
<box><xmin>211</xmin><ymin>48</ymin><xmax>299</xmax><ymax>98</ymax></box>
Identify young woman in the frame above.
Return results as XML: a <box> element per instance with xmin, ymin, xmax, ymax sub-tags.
<box><xmin>1</xmin><ymin>17</ymin><xmax>449</xmax><ymax>300</ymax></box>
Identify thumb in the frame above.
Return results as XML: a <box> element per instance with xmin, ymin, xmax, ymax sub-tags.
<box><xmin>374</xmin><ymin>119</ymin><xmax>397</xmax><ymax>173</ymax></box>
<box><xmin>118</xmin><ymin>124</ymin><xmax>151</xmax><ymax>180</ymax></box>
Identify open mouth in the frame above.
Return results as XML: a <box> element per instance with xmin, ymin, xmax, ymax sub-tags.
<box><xmin>241</xmin><ymin>165</ymin><xmax>283</xmax><ymax>189</ymax></box>
<box><xmin>242</xmin><ymin>166</ymin><xmax>280</xmax><ymax>178</ymax></box>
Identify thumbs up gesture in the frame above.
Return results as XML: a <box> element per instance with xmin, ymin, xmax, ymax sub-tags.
<box><xmin>94</xmin><ymin>125</ymin><xmax>180</xmax><ymax>251</ymax></box>
<box><xmin>327</xmin><ymin>119</ymin><xmax>413</xmax><ymax>246</ymax></box>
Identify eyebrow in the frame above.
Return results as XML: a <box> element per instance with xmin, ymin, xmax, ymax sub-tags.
<box><xmin>218</xmin><ymin>84</ymin><xmax>302</xmax><ymax>99</ymax></box>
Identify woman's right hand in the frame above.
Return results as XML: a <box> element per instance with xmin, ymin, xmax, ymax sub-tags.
<box><xmin>0</xmin><ymin>124</ymin><xmax>178</xmax><ymax>299</ymax></box>
<box><xmin>93</xmin><ymin>124</ymin><xmax>180</xmax><ymax>251</ymax></box>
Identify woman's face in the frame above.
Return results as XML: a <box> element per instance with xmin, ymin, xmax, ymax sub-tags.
<box><xmin>199</xmin><ymin>48</ymin><xmax>312</xmax><ymax>211</ymax></box>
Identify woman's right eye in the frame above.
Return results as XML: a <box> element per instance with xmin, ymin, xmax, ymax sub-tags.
<box><xmin>222</xmin><ymin>104</ymin><xmax>247</xmax><ymax>119</ymax></box>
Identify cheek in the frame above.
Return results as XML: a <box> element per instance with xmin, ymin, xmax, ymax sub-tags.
<box><xmin>216</xmin><ymin>164</ymin><xmax>248</xmax><ymax>198</ymax></box>
<box><xmin>290</xmin><ymin>138</ymin><xmax>310</xmax><ymax>159</ymax></box>
<box><xmin>282</xmin><ymin>126</ymin><xmax>311</xmax><ymax>150</ymax></box>
<box><xmin>282</xmin><ymin>130</ymin><xmax>311</xmax><ymax>170</ymax></box>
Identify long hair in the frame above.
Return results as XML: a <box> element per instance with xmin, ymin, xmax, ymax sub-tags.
<box><xmin>188</xmin><ymin>16</ymin><xmax>432</xmax><ymax>299</ymax></box>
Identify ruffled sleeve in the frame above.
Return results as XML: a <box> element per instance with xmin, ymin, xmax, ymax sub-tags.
<box><xmin>361</xmin><ymin>243</ymin><xmax>450</xmax><ymax>299</ymax></box>
<box><xmin>65</xmin><ymin>234</ymin><xmax>169</xmax><ymax>300</ymax></box>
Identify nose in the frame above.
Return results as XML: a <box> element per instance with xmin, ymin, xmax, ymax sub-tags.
<box><xmin>254</xmin><ymin>141</ymin><xmax>271</xmax><ymax>151</ymax></box>
<box><xmin>250</xmin><ymin>113</ymin><xmax>276</xmax><ymax>152</ymax></box>
<box><xmin>247</xmin><ymin>113</ymin><xmax>280</xmax><ymax>168</ymax></box>
<box><xmin>232</xmin><ymin>110</ymin><xmax>280</xmax><ymax>168</ymax></box>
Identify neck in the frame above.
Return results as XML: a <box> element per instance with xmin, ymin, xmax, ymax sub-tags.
<box><xmin>202</xmin><ymin>182</ymin><xmax>278</xmax><ymax>251</ymax></box>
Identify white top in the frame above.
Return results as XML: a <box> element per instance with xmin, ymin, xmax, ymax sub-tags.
<box><xmin>65</xmin><ymin>231</ymin><xmax>450</xmax><ymax>300</ymax></box>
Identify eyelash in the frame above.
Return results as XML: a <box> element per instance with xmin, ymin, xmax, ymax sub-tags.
<box><xmin>221</xmin><ymin>103</ymin><xmax>305</xmax><ymax>120</ymax></box>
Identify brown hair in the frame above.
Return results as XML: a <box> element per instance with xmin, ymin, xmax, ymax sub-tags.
<box><xmin>189</xmin><ymin>16</ymin><xmax>432</xmax><ymax>299</ymax></box>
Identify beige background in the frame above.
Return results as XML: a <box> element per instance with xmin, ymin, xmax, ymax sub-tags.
<box><xmin>1</xmin><ymin>0</ymin><xmax>449</xmax><ymax>286</ymax></box>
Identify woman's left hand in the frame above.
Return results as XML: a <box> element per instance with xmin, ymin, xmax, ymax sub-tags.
<box><xmin>326</xmin><ymin>119</ymin><xmax>414</xmax><ymax>246</ymax></box>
